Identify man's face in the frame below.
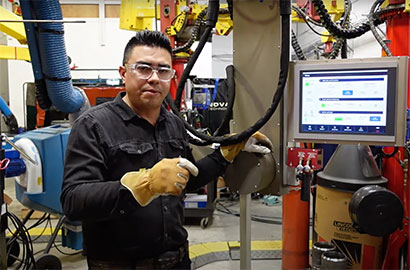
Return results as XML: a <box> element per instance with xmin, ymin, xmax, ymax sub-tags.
<box><xmin>119</xmin><ymin>45</ymin><xmax>172</xmax><ymax>113</ymax></box>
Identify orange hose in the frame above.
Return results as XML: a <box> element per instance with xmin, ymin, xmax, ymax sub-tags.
<box><xmin>35</xmin><ymin>101</ymin><xmax>45</xmax><ymax>128</ymax></box>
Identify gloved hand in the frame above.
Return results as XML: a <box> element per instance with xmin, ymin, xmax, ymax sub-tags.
<box><xmin>120</xmin><ymin>157</ymin><xmax>199</xmax><ymax>206</ymax></box>
<box><xmin>220</xmin><ymin>131</ymin><xmax>273</xmax><ymax>162</ymax></box>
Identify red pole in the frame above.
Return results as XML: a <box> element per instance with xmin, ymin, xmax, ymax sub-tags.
<box><xmin>282</xmin><ymin>188</ymin><xmax>310</xmax><ymax>270</ymax></box>
<box><xmin>160</xmin><ymin>1</ymin><xmax>188</xmax><ymax>109</ymax></box>
<box><xmin>385</xmin><ymin>14</ymin><xmax>410</xmax><ymax>107</ymax></box>
<box><xmin>383</xmin><ymin>10</ymin><xmax>410</xmax><ymax>270</ymax></box>
<box><xmin>160</xmin><ymin>0</ymin><xmax>176</xmax><ymax>47</ymax></box>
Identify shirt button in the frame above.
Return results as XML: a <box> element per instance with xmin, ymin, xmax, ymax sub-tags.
<box><xmin>120</xmin><ymin>210</ymin><xmax>125</xmax><ymax>214</ymax></box>
<box><xmin>163</xmin><ymin>206</ymin><xmax>168</xmax><ymax>212</ymax></box>
<box><xmin>165</xmin><ymin>233</ymin><xmax>168</xmax><ymax>238</ymax></box>
<box><xmin>137</xmin><ymin>150</ymin><xmax>142</xmax><ymax>154</ymax></box>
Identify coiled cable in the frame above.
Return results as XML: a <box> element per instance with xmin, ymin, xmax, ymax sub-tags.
<box><xmin>172</xmin><ymin>8</ymin><xmax>207</xmax><ymax>54</ymax></box>
<box><xmin>328</xmin><ymin>0</ymin><xmax>352</xmax><ymax>59</ymax></box>
<box><xmin>291</xmin><ymin>29</ymin><xmax>307</xmax><ymax>60</ymax></box>
<box><xmin>171</xmin><ymin>0</ymin><xmax>291</xmax><ymax>146</ymax></box>
<box><xmin>369</xmin><ymin>0</ymin><xmax>393</xmax><ymax>56</ymax></box>
<box><xmin>312</xmin><ymin>0</ymin><xmax>383</xmax><ymax>39</ymax></box>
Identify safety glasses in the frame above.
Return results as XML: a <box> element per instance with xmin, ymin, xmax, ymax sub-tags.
<box><xmin>126</xmin><ymin>63</ymin><xmax>175</xmax><ymax>82</ymax></box>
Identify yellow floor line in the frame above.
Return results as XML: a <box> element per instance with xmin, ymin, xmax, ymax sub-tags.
<box><xmin>190</xmin><ymin>240</ymin><xmax>313</xmax><ymax>259</ymax></box>
<box><xmin>7</xmin><ymin>227</ymin><xmax>313</xmax><ymax>260</ymax></box>
<box><xmin>6</xmin><ymin>227</ymin><xmax>61</xmax><ymax>238</ymax></box>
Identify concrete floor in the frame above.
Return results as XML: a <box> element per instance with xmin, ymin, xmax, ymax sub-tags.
<box><xmin>3</xmin><ymin>180</ymin><xmax>284</xmax><ymax>269</ymax></box>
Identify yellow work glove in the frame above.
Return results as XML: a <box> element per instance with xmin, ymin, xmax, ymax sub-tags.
<box><xmin>220</xmin><ymin>131</ymin><xmax>273</xmax><ymax>162</ymax></box>
<box><xmin>120</xmin><ymin>157</ymin><xmax>199</xmax><ymax>206</ymax></box>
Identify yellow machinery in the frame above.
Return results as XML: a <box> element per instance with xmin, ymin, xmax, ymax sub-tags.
<box><xmin>0</xmin><ymin>5</ymin><xmax>30</xmax><ymax>61</ymax></box>
<box><xmin>120</xmin><ymin>0</ymin><xmax>233</xmax><ymax>38</ymax></box>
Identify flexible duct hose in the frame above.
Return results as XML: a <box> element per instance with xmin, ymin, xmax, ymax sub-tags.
<box><xmin>25</xmin><ymin>0</ymin><xmax>84</xmax><ymax>113</ymax></box>
<box><xmin>171</xmin><ymin>0</ymin><xmax>291</xmax><ymax>146</ymax></box>
<box><xmin>0</xmin><ymin>97</ymin><xmax>18</xmax><ymax>133</ymax></box>
<box><xmin>19</xmin><ymin>0</ymin><xmax>52</xmax><ymax>110</ymax></box>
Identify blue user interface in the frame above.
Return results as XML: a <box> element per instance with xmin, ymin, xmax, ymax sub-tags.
<box><xmin>300</xmin><ymin>69</ymin><xmax>389</xmax><ymax>134</ymax></box>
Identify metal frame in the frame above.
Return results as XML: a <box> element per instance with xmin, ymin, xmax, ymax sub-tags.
<box><xmin>289</xmin><ymin>57</ymin><xmax>408</xmax><ymax>146</ymax></box>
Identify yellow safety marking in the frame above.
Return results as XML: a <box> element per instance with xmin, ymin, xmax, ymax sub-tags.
<box><xmin>189</xmin><ymin>241</ymin><xmax>229</xmax><ymax>258</ymax></box>
<box><xmin>189</xmin><ymin>240</ymin><xmax>313</xmax><ymax>259</ymax></box>
<box><xmin>252</xmin><ymin>240</ymin><xmax>282</xmax><ymax>250</ymax></box>
<box><xmin>228</xmin><ymin>240</ymin><xmax>240</xmax><ymax>248</ymax></box>
<box><xmin>7</xmin><ymin>227</ymin><xmax>61</xmax><ymax>238</ymax></box>
<box><xmin>37</xmin><ymin>177</ymin><xmax>42</xmax><ymax>186</ymax></box>
<box><xmin>6</xmin><ymin>228</ymin><xmax>314</xmax><ymax>260</ymax></box>
<box><xmin>190</xmin><ymin>240</ymin><xmax>313</xmax><ymax>259</ymax></box>
<box><xmin>0</xmin><ymin>45</ymin><xmax>30</xmax><ymax>61</ymax></box>
<box><xmin>0</xmin><ymin>6</ymin><xmax>26</xmax><ymax>44</ymax></box>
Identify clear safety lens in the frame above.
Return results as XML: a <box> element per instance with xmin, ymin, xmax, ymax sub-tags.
<box><xmin>127</xmin><ymin>63</ymin><xmax>175</xmax><ymax>82</ymax></box>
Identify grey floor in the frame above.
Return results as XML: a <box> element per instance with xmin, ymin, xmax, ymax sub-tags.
<box><xmin>3</xmin><ymin>181</ymin><xmax>283</xmax><ymax>269</ymax></box>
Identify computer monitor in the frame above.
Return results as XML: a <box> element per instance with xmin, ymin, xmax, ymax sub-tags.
<box><xmin>290</xmin><ymin>57</ymin><xmax>408</xmax><ymax>146</ymax></box>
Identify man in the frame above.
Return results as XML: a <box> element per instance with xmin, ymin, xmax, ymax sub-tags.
<box><xmin>61</xmin><ymin>30</ymin><xmax>272</xmax><ymax>269</ymax></box>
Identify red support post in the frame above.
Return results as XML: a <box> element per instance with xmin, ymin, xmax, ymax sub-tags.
<box><xmin>282</xmin><ymin>188</ymin><xmax>310</xmax><ymax>270</ymax></box>
<box><xmin>383</xmin><ymin>10</ymin><xmax>410</xmax><ymax>270</ymax></box>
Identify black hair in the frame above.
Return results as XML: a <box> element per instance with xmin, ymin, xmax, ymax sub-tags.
<box><xmin>122</xmin><ymin>30</ymin><xmax>173</xmax><ymax>65</ymax></box>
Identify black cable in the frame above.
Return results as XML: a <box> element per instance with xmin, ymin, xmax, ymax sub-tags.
<box><xmin>369</xmin><ymin>0</ymin><xmax>392</xmax><ymax>56</ymax></box>
<box><xmin>292</xmin><ymin>6</ymin><xmax>333</xmax><ymax>37</ymax></box>
<box><xmin>312</xmin><ymin>0</ymin><xmax>384</xmax><ymax>39</ymax></box>
<box><xmin>6</xmin><ymin>211</ymin><xmax>35</xmax><ymax>270</ymax></box>
<box><xmin>174</xmin><ymin>0</ymin><xmax>220</xmax><ymax>107</ymax></box>
<box><xmin>174</xmin><ymin>26</ymin><xmax>213</xmax><ymax>110</ymax></box>
<box><xmin>172</xmin><ymin>8</ymin><xmax>207</xmax><ymax>54</ymax></box>
<box><xmin>382</xmin><ymin>146</ymin><xmax>399</xmax><ymax>158</ymax></box>
<box><xmin>26</xmin><ymin>212</ymin><xmax>49</xmax><ymax>230</ymax></box>
<box><xmin>227</xmin><ymin>0</ymin><xmax>233</xmax><ymax>20</ymax></box>
<box><xmin>328</xmin><ymin>0</ymin><xmax>351</xmax><ymax>59</ymax></box>
<box><xmin>292</xmin><ymin>5</ymin><xmax>323</xmax><ymax>27</ymax></box>
<box><xmin>173</xmin><ymin>7</ymin><xmax>229</xmax><ymax>54</ymax></box>
<box><xmin>291</xmin><ymin>29</ymin><xmax>307</xmax><ymax>60</ymax></box>
<box><xmin>341</xmin><ymin>39</ymin><xmax>348</xmax><ymax>58</ymax></box>
<box><xmin>304</xmin><ymin>20</ymin><xmax>334</xmax><ymax>37</ymax></box>
<box><xmin>171</xmin><ymin>0</ymin><xmax>291</xmax><ymax>146</ymax></box>
<box><xmin>29</xmin><ymin>215</ymin><xmax>51</xmax><ymax>242</ymax></box>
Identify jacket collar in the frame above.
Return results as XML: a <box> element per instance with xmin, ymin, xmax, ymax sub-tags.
<box><xmin>113</xmin><ymin>91</ymin><xmax>167</xmax><ymax>123</ymax></box>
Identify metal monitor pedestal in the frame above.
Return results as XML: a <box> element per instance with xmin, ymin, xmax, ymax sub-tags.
<box><xmin>0</xmin><ymin>123</ymin><xmax>7</xmax><ymax>270</ymax></box>
<box><xmin>232</xmin><ymin>1</ymin><xmax>282</xmax><ymax>268</ymax></box>
<box><xmin>240</xmin><ymin>194</ymin><xmax>251</xmax><ymax>269</ymax></box>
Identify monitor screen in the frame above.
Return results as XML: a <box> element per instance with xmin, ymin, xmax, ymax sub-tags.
<box><xmin>300</xmin><ymin>68</ymin><xmax>396</xmax><ymax>136</ymax></box>
<box><xmin>290</xmin><ymin>57</ymin><xmax>408</xmax><ymax>145</ymax></box>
